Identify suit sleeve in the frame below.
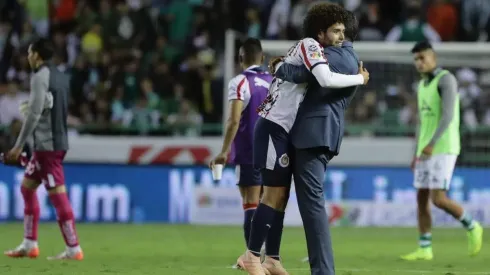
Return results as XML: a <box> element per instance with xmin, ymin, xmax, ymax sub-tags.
<box><xmin>299</xmin><ymin>39</ymin><xmax>364</xmax><ymax>88</ymax></box>
<box><xmin>274</xmin><ymin>62</ymin><xmax>312</xmax><ymax>83</ymax></box>
<box><xmin>427</xmin><ymin>73</ymin><xmax>458</xmax><ymax>146</ymax></box>
<box><xmin>15</xmin><ymin>68</ymin><xmax>49</xmax><ymax>148</ymax></box>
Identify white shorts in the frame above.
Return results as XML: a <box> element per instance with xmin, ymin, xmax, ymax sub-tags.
<box><xmin>413</xmin><ymin>154</ymin><xmax>458</xmax><ymax>190</ymax></box>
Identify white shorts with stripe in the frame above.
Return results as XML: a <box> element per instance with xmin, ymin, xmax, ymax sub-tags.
<box><xmin>413</xmin><ymin>154</ymin><xmax>458</xmax><ymax>190</ymax></box>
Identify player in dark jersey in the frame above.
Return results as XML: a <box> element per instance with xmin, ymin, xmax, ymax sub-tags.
<box><xmin>4</xmin><ymin>39</ymin><xmax>83</xmax><ymax>260</ymax></box>
<box><xmin>209</xmin><ymin>38</ymin><xmax>275</xmax><ymax>269</ymax></box>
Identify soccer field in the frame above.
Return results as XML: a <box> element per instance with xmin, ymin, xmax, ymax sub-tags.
<box><xmin>0</xmin><ymin>224</ymin><xmax>488</xmax><ymax>275</ymax></box>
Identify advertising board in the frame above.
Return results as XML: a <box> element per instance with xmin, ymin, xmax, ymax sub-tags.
<box><xmin>0</xmin><ymin>165</ymin><xmax>489</xmax><ymax>226</ymax></box>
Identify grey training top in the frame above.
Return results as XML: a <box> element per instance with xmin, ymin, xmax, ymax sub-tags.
<box><xmin>415</xmin><ymin>67</ymin><xmax>459</xmax><ymax>151</ymax></box>
<box><xmin>15</xmin><ymin>64</ymin><xmax>69</xmax><ymax>151</ymax></box>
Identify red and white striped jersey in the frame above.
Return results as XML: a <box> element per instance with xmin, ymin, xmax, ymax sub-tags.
<box><xmin>258</xmin><ymin>38</ymin><xmax>327</xmax><ymax>133</ymax></box>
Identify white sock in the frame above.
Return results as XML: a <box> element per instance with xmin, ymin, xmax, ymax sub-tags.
<box><xmin>67</xmin><ymin>245</ymin><xmax>81</xmax><ymax>254</ymax></box>
<box><xmin>458</xmin><ymin>211</ymin><xmax>475</xmax><ymax>230</ymax></box>
<box><xmin>22</xmin><ymin>238</ymin><xmax>38</xmax><ymax>248</ymax></box>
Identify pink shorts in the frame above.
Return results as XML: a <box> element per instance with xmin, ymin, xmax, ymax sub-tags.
<box><xmin>24</xmin><ymin>151</ymin><xmax>67</xmax><ymax>189</ymax></box>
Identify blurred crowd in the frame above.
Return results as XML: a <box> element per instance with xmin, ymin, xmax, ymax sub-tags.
<box><xmin>244</xmin><ymin>0</ymin><xmax>490</xmax><ymax>42</ymax></box>
<box><xmin>344</xmin><ymin>66</ymin><xmax>490</xmax><ymax>135</ymax></box>
<box><xmin>0</xmin><ymin>0</ymin><xmax>490</xmax><ymax>140</ymax></box>
<box><xmin>0</xmin><ymin>0</ymin><xmax>226</xmax><ymax>139</ymax></box>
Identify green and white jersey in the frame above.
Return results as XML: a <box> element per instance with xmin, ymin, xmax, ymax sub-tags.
<box><xmin>416</xmin><ymin>68</ymin><xmax>460</xmax><ymax>157</ymax></box>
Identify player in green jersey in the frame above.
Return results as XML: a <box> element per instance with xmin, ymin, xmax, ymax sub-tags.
<box><xmin>401</xmin><ymin>41</ymin><xmax>483</xmax><ymax>261</ymax></box>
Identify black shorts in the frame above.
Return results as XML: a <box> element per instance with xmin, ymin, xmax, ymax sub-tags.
<box><xmin>236</xmin><ymin>164</ymin><xmax>262</xmax><ymax>186</ymax></box>
<box><xmin>253</xmin><ymin>117</ymin><xmax>293</xmax><ymax>187</ymax></box>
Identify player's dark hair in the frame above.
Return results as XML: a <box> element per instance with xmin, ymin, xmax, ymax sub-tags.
<box><xmin>240</xmin><ymin>38</ymin><xmax>263</xmax><ymax>65</ymax></box>
<box><xmin>344</xmin><ymin>10</ymin><xmax>358</xmax><ymax>41</ymax></box>
<box><xmin>411</xmin><ymin>41</ymin><xmax>433</xmax><ymax>53</ymax></box>
<box><xmin>303</xmin><ymin>3</ymin><xmax>346</xmax><ymax>39</ymax></box>
<box><xmin>30</xmin><ymin>38</ymin><xmax>54</xmax><ymax>61</ymax></box>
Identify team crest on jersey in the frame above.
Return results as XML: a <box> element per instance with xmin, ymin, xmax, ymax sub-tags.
<box><xmin>279</xmin><ymin>153</ymin><xmax>290</xmax><ymax>167</ymax></box>
<box><xmin>308</xmin><ymin>44</ymin><xmax>319</xmax><ymax>52</ymax></box>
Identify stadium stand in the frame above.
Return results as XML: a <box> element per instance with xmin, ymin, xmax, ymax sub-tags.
<box><xmin>1</xmin><ymin>0</ymin><xmax>490</xmax><ymax>163</ymax></box>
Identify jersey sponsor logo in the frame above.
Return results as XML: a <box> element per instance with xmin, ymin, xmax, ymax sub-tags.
<box><xmin>420</xmin><ymin>100</ymin><xmax>434</xmax><ymax>116</ymax></box>
<box><xmin>307</xmin><ymin>43</ymin><xmax>324</xmax><ymax>60</ymax></box>
<box><xmin>309</xmin><ymin>52</ymin><xmax>322</xmax><ymax>59</ymax></box>
<box><xmin>308</xmin><ymin>44</ymin><xmax>319</xmax><ymax>52</ymax></box>
<box><xmin>254</xmin><ymin>77</ymin><xmax>271</xmax><ymax>89</ymax></box>
<box><xmin>279</xmin><ymin>153</ymin><xmax>290</xmax><ymax>167</ymax></box>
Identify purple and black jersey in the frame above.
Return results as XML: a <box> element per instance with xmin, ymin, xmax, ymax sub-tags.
<box><xmin>227</xmin><ymin>65</ymin><xmax>272</xmax><ymax>165</ymax></box>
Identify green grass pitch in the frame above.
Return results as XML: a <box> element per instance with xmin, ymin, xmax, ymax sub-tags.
<box><xmin>0</xmin><ymin>224</ymin><xmax>488</xmax><ymax>275</ymax></box>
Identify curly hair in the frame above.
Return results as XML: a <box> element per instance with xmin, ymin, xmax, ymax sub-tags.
<box><xmin>303</xmin><ymin>3</ymin><xmax>346</xmax><ymax>39</ymax></box>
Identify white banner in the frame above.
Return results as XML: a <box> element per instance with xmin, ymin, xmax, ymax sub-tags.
<box><xmin>66</xmin><ymin>136</ymin><xmax>414</xmax><ymax>166</ymax></box>
<box><xmin>190</xmin><ymin>187</ymin><xmax>490</xmax><ymax>227</ymax></box>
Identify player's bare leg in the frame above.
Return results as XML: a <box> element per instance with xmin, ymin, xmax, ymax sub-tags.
<box><xmin>431</xmin><ymin>190</ymin><xmax>483</xmax><ymax>256</ymax></box>
<box><xmin>417</xmin><ymin>189</ymin><xmax>432</xmax><ymax>235</ymax></box>
<box><xmin>4</xmin><ymin>178</ymin><xmax>41</xmax><ymax>258</ymax></box>
<box><xmin>46</xmin><ymin>185</ymin><xmax>83</xmax><ymax>260</ymax></box>
<box><xmin>237</xmin><ymin>186</ymin><xmax>289</xmax><ymax>275</ymax></box>
<box><xmin>418</xmin><ymin>189</ymin><xmax>433</xmax><ymax>255</ymax></box>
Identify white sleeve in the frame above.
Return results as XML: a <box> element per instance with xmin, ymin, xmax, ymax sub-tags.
<box><xmin>298</xmin><ymin>38</ymin><xmax>364</xmax><ymax>88</ymax></box>
<box><xmin>311</xmin><ymin>63</ymin><xmax>364</xmax><ymax>88</ymax></box>
<box><xmin>298</xmin><ymin>38</ymin><xmax>328</xmax><ymax>71</ymax></box>
<box><xmin>227</xmin><ymin>75</ymin><xmax>251</xmax><ymax>109</ymax></box>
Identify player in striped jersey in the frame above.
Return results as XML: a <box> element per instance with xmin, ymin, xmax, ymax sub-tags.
<box><xmin>237</xmin><ymin>4</ymin><xmax>369</xmax><ymax>275</ymax></box>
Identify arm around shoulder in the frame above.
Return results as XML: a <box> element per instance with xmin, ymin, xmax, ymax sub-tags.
<box><xmin>274</xmin><ymin>62</ymin><xmax>312</xmax><ymax>83</ymax></box>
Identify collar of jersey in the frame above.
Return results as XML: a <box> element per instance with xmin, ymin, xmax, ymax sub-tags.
<box><xmin>245</xmin><ymin>65</ymin><xmax>261</xmax><ymax>71</ymax></box>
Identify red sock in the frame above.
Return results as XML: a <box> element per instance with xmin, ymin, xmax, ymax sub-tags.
<box><xmin>21</xmin><ymin>185</ymin><xmax>40</xmax><ymax>241</ymax></box>
<box><xmin>49</xmin><ymin>193</ymin><xmax>79</xmax><ymax>247</ymax></box>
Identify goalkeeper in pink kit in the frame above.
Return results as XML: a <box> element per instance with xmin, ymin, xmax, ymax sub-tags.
<box><xmin>3</xmin><ymin>39</ymin><xmax>83</xmax><ymax>260</ymax></box>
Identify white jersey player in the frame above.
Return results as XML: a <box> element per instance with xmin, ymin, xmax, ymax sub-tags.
<box><xmin>258</xmin><ymin>38</ymin><xmax>367</xmax><ymax>132</ymax></box>
<box><xmin>237</xmin><ymin>6</ymin><xmax>370</xmax><ymax>273</ymax></box>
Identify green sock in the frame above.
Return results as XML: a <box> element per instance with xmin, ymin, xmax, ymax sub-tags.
<box><xmin>419</xmin><ymin>233</ymin><xmax>432</xmax><ymax>248</ymax></box>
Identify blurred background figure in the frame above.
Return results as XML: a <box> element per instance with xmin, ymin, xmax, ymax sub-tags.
<box><xmin>385</xmin><ymin>1</ymin><xmax>441</xmax><ymax>42</ymax></box>
<box><xmin>0</xmin><ymin>81</ymin><xmax>28</xmax><ymax>126</ymax></box>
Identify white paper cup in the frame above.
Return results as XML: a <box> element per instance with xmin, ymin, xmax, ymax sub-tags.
<box><xmin>212</xmin><ymin>164</ymin><xmax>223</xmax><ymax>181</ymax></box>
